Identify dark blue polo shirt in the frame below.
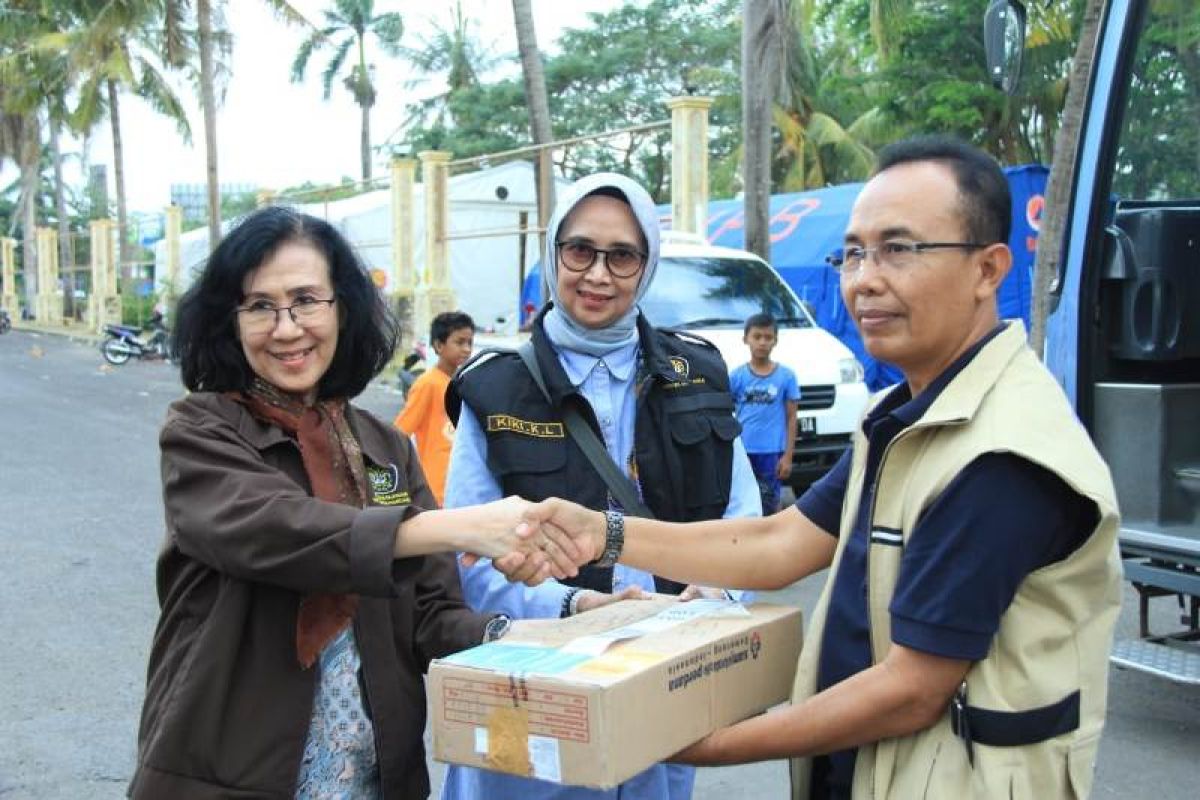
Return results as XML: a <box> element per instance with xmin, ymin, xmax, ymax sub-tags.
<box><xmin>796</xmin><ymin>324</ymin><xmax>1098</xmax><ymax>800</ymax></box>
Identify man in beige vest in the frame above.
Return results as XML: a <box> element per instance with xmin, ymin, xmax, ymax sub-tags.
<box><xmin>508</xmin><ymin>136</ymin><xmax>1123</xmax><ymax>798</ymax></box>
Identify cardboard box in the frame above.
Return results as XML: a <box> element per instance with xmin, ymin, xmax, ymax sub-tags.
<box><xmin>429</xmin><ymin>599</ymin><xmax>803</xmax><ymax>788</ymax></box>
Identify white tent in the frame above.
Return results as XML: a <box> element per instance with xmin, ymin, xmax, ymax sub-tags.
<box><xmin>155</xmin><ymin>160</ymin><xmax>569</xmax><ymax>334</ymax></box>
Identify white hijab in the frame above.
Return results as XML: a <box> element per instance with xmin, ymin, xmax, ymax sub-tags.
<box><xmin>541</xmin><ymin>172</ymin><xmax>660</xmax><ymax>357</ymax></box>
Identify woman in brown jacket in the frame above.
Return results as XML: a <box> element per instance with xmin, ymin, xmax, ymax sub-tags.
<box><xmin>129</xmin><ymin>207</ymin><xmax>572</xmax><ymax>799</ymax></box>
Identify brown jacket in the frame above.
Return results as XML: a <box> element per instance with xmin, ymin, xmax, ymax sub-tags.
<box><xmin>129</xmin><ymin>392</ymin><xmax>490</xmax><ymax>799</ymax></box>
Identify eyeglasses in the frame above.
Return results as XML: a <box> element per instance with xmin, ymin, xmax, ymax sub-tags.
<box><xmin>826</xmin><ymin>241</ymin><xmax>988</xmax><ymax>274</ymax></box>
<box><xmin>236</xmin><ymin>296</ymin><xmax>336</xmax><ymax>333</ymax></box>
<box><xmin>556</xmin><ymin>240</ymin><xmax>647</xmax><ymax>278</ymax></box>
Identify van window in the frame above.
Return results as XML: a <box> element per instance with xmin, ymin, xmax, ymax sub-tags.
<box><xmin>640</xmin><ymin>256</ymin><xmax>813</xmax><ymax>330</ymax></box>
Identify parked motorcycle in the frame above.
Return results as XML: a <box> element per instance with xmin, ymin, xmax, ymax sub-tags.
<box><xmin>0</xmin><ymin>308</ymin><xmax>10</xmax><ymax>334</ymax></box>
<box><xmin>101</xmin><ymin>313</ymin><xmax>169</xmax><ymax>365</ymax></box>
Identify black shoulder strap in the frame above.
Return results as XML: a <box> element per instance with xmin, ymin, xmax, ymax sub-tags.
<box><xmin>517</xmin><ymin>341</ymin><xmax>654</xmax><ymax>519</ymax></box>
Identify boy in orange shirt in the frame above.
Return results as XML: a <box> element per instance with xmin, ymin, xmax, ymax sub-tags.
<box><xmin>394</xmin><ymin>311</ymin><xmax>475</xmax><ymax>506</ymax></box>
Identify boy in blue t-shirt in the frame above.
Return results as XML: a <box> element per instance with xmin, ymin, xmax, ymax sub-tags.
<box><xmin>730</xmin><ymin>313</ymin><xmax>800</xmax><ymax>513</ymax></box>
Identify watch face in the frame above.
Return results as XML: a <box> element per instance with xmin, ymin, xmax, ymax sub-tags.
<box><xmin>485</xmin><ymin>615</ymin><xmax>512</xmax><ymax>642</ymax></box>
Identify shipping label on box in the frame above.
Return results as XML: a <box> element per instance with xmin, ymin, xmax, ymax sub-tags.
<box><xmin>429</xmin><ymin>599</ymin><xmax>803</xmax><ymax>788</ymax></box>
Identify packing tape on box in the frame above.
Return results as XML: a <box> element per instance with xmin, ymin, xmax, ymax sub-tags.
<box><xmin>560</xmin><ymin>598</ymin><xmax>749</xmax><ymax>656</ymax></box>
<box><xmin>482</xmin><ymin>705</ymin><xmax>532</xmax><ymax>776</ymax></box>
<box><xmin>477</xmin><ymin>711</ymin><xmax>563</xmax><ymax>782</ymax></box>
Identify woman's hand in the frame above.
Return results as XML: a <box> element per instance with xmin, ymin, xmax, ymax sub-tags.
<box><xmin>573</xmin><ymin>585</ymin><xmax>649</xmax><ymax>614</ymax></box>
<box><xmin>456</xmin><ymin>496</ymin><xmax>586</xmax><ymax>583</ymax></box>
<box><xmin>677</xmin><ymin>585</ymin><xmax>731</xmax><ymax>602</ymax></box>
<box><xmin>489</xmin><ymin>498</ymin><xmax>606</xmax><ymax>585</ymax></box>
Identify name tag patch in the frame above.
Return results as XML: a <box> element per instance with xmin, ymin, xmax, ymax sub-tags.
<box><xmin>367</xmin><ymin>464</ymin><xmax>411</xmax><ymax>506</ymax></box>
<box><xmin>487</xmin><ymin>414</ymin><xmax>565</xmax><ymax>438</ymax></box>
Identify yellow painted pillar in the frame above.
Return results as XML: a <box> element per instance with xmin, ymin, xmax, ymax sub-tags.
<box><xmin>417</xmin><ymin>150</ymin><xmax>455</xmax><ymax>338</ymax></box>
<box><xmin>35</xmin><ymin>227</ymin><xmax>63</xmax><ymax>325</ymax></box>
<box><xmin>1</xmin><ymin>237</ymin><xmax>18</xmax><ymax>319</ymax></box>
<box><xmin>391</xmin><ymin>158</ymin><xmax>417</xmax><ymax>294</ymax></box>
<box><xmin>666</xmin><ymin>96</ymin><xmax>713</xmax><ymax>236</ymax></box>
<box><xmin>391</xmin><ymin>157</ymin><xmax>418</xmax><ymax>350</ymax></box>
<box><xmin>256</xmin><ymin>189</ymin><xmax>277</xmax><ymax>208</ymax></box>
<box><xmin>164</xmin><ymin>205</ymin><xmax>183</xmax><ymax>306</ymax></box>
<box><xmin>88</xmin><ymin>219</ymin><xmax>120</xmax><ymax>331</ymax></box>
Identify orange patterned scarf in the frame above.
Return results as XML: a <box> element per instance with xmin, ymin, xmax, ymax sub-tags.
<box><xmin>234</xmin><ymin>379</ymin><xmax>370</xmax><ymax>669</ymax></box>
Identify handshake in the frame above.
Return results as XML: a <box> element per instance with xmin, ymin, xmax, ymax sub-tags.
<box><xmin>458</xmin><ymin>496</ymin><xmax>614</xmax><ymax>586</ymax></box>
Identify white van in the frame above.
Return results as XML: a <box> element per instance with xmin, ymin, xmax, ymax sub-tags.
<box><xmin>642</xmin><ymin>233</ymin><xmax>869</xmax><ymax>490</ymax></box>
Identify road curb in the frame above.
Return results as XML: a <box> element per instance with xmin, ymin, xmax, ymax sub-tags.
<box><xmin>10</xmin><ymin>323</ymin><xmax>103</xmax><ymax>347</ymax></box>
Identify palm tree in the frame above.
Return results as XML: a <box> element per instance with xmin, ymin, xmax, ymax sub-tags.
<box><xmin>1</xmin><ymin>2</ymin><xmax>65</xmax><ymax>308</ymax></box>
<box><xmin>1030</xmin><ymin>0</ymin><xmax>1105</xmax><ymax>355</ymax></box>
<box><xmin>291</xmin><ymin>0</ymin><xmax>403</xmax><ymax>182</ymax></box>
<box><xmin>401</xmin><ymin>2</ymin><xmax>497</xmax><ymax>135</ymax></box>
<box><xmin>772</xmin><ymin>1</ymin><xmax>881</xmax><ymax>191</ymax></box>
<box><xmin>56</xmin><ymin>1</ymin><xmax>191</xmax><ymax>276</ymax></box>
<box><xmin>511</xmin><ymin>0</ymin><xmax>555</xmax><ymax>226</ymax></box>
<box><xmin>166</xmin><ymin>0</ymin><xmax>305</xmax><ymax>251</ymax></box>
<box><xmin>742</xmin><ymin>0</ymin><xmax>788</xmax><ymax>261</ymax></box>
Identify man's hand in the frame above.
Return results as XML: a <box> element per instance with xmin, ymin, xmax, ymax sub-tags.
<box><xmin>532</xmin><ymin>497</ymin><xmax>607</xmax><ymax>561</ymax></box>
<box><xmin>457</xmin><ymin>496</ymin><xmax>584</xmax><ymax>583</ymax></box>
<box><xmin>486</xmin><ymin>498</ymin><xmax>607</xmax><ymax>586</ymax></box>
<box><xmin>775</xmin><ymin>454</ymin><xmax>793</xmax><ymax>480</ymax></box>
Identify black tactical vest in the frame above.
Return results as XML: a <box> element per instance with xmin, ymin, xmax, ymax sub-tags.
<box><xmin>447</xmin><ymin>310</ymin><xmax>740</xmax><ymax>595</ymax></box>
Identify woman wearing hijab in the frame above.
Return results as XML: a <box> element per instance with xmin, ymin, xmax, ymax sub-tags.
<box><xmin>128</xmin><ymin>207</ymin><xmax>573</xmax><ymax>800</ymax></box>
<box><xmin>441</xmin><ymin>173</ymin><xmax>761</xmax><ymax>800</ymax></box>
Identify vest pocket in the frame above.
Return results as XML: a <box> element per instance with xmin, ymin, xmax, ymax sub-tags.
<box><xmin>669</xmin><ymin>410</ymin><xmax>739</xmax><ymax>509</ymax></box>
<box><xmin>1066</xmin><ymin>734</ymin><xmax>1100</xmax><ymax>800</ymax></box>
<box><xmin>486</xmin><ymin>437</ymin><xmax>567</xmax><ymax>500</ymax></box>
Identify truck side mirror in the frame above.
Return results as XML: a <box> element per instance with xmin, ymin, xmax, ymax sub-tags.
<box><xmin>984</xmin><ymin>0</ymin><xmax>1027</xmax><ymax>95</ymax></box>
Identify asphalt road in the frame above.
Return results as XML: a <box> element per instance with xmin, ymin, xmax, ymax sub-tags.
<box><xmin>1</xmin><ymin>329</ymin><xmax>1197</xmax><ymax>798</ymax></box>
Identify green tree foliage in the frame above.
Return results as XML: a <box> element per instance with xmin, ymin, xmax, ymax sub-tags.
<box><xmin>399</xmin><ymin>0</ymin><xmax>740</xmax><ymax>202</ymax></box>
<box><xmin>1111</xmin><ymin>0</ymin><xmax>1200</xmax><ymax>198</ymax></box>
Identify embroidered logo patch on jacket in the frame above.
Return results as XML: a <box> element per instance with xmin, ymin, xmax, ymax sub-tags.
<box><xmin>367</xmin><ymin>464</ymin><xmax>411</xmax><ymax>506</ymax></box>
<box><xmin>486</xmin><ymin>414</ymin><xmax>566</xmax><ymax>438</ymax></box>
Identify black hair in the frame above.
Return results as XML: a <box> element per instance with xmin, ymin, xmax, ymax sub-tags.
<box><xmin>744</xmin><ymin>312</ymin><xmax>777</xmax><ymax>336</ymax></box>
<box><xmin>430</xmin><ymin>310</ymin><xmax>475</xmax><ymax>345</ymax></box>
<box><xmin>401</xmin><ymin>352</ymin><xmax>423</xmax><ymax>371</ymax></box>
<box><xmin>874</xmin><ymin>135</ymin><xmax>1011</xmax><ymax>245</ymax></box>
<box><xmin>172</xmin><ymin>205</ymin><xmax>399</xmax><ymax>399</ymax></box>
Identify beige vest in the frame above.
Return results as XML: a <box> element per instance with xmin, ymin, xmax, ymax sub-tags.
<box><xmin>789</xmin><ymin>323</ymin><xmax>1122</xmax><ymax>799</ymax></box>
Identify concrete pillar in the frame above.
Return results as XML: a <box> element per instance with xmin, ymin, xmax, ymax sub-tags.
<box><xmin>34</xmin><ymin>227</ymin><xmax>63</xmax><ymax>325</ymax></box>
<box><xmin>391</xmin><ymin>157</ymin><xmax>418</xmax><ymax>350</ymax></box>
<box><xmin>164</xmin><ymin>205</ymin><xmax>183</xmax><ymax>307</ymax></box>
<box><xmin>1</xmin><ymin>237</ymin><xmax>18</xmax><ymax>320</ymax></box>
<box><xmin>391</xmin><ymin>158</ymin><xmax>417</xmax><ymax>294</ymax></box>
<box><xmin>666</xmin><ymin>96</ymin><xmax>714</xmax><ymax>236</ymax></box>
<box><xmin>88</xmin><ymin>219</ymin><xmax>120</xmax><ymax>331</ymax></box>
<box><xmin>416</xmin><ymin>150</ymin><xmax>454</xmax><ymax>340</ymax></box>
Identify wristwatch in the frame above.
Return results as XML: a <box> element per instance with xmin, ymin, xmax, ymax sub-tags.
<box><xmin>482</xmin><ymin>614</ymin><xmax>512</xmax><ymax>643</ymax></box>
<box><xmin>594</xmin><ymin>510</ymin><xmax>625</xmax><ymax>567</ymax></box>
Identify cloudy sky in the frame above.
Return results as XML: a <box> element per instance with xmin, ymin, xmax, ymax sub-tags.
<box><xmin>13</xmin><ymin>0</ymin><xmax>622</xmax><ymax>217</ymax></box>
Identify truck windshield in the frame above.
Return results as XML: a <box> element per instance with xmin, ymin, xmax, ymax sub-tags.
<box><xmin>640</xmin><ymin>256</ymin><xmax>813</xmax><ymax>329</ymax></box>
